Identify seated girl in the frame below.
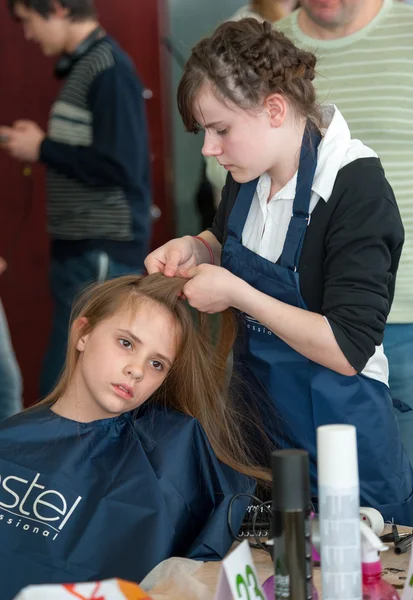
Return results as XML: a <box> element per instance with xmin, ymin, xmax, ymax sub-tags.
<box><xmin>0</xmin><ymin>274</ymin><xmax>269</xmax><ymax>600</ymax></box>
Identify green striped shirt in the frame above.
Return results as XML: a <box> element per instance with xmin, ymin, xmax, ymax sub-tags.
<box><xmin>276</xmin><ymin>0</ymin><xmax>413</xmax><ymax>323</ymax></box>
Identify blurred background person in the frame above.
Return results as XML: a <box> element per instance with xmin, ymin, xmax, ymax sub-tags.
<box><xmin>0</xmin><ymin>256</ymin><xmax>22</xmax><ymax>418</ymax></box>
<box><xmin>1</xmin><ymin>0</ymin><xmax>152</xmax><ymax>397</ymax></box>
<box><xmin>201</xmin><ymin>0</ymin><xmax>299</xmax><ymax>224</ymax></box>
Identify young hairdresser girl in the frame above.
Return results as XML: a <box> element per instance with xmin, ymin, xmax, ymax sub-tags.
<box><xmin>0</xmin><ymin>274</ymin><xmax>269</xmax><ymax>600</ymax></box>
<box><xmin>205</xmin><ymin>0</ymin><xmax>299</xmax><ymax>209</ymax></box>
<box><xmin>145</xmin><ymin>18</ymin><xmax>413</xmax><ymax>525</ymax></box>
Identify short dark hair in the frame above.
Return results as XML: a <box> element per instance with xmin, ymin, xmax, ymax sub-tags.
<box><xmin>9</xmin><ymin>0</ymin><xmax>97</xmax><ymax>21</ymax></box>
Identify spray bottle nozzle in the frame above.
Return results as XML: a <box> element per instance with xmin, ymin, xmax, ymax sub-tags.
<box><xmin>360</xmin><ymin>521</ymin><xmax>401</xmax><ymax>598</ymax></box>
<box><xmin>360</xmin><ymin>521</ymin><xmax>388</xmax><ymax>565</ymax></box>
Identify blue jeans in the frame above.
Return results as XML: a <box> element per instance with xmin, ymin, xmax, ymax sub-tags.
<box><xmin>40</xmin><ymin>251</ymin><xmax>141</xmax><ymax>398</ymax></box>
<box><xmin>0</xmin><ymin>300</ymin><xmax>23</xmax><ymax>418</ymax></box>
<box><xmin>384</xmin><ymin>323</ymin><xmax>413</xmax><ymax>466</ymax></box>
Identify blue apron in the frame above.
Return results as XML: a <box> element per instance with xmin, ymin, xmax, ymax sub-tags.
<box><xmin>0</xmin><ymin>404</ymin><xmax>252</xmax><ymax>600</ymax></box>
<box><xmin>222</xmin><ymin>125</ymin><xmax>413</xmax><ymax>525</ymax></box>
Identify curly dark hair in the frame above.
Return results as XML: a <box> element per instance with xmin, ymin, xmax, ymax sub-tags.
<box><xmin>8</xmin><ymin>0</ymin><xmax>96</xmax><ymax>21</ymax></box>
<box><xmin>178</xmin><ymin>18</ymin><xmax>320</xmax><ymax>133</ymax></box>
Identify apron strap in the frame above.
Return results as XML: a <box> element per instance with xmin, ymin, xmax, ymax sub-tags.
<box><xmin>280</xmin><ymin>124</ymin><xmax>322</xmax><ymax>271</ymax></box>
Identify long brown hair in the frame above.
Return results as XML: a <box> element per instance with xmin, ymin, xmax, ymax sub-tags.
<box><xmin>39</xmin><ymin>273</ymin><xmax>271</xmax><ymax>485</ymax></box>
<box><xmin>178</xmin><ymin>18</ymin><xmax>320</xmax><ymax>134</ymax></box>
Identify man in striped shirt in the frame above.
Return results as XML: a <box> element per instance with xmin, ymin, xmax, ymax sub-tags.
<box><xmin>276</xmin><ymin>0</ymin><xmax>413</xmax><ymax>463</ymax></box>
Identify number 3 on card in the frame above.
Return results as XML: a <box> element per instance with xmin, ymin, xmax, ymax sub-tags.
<box><xmin>214</xmin><ymin>541</ymin><xmax>266</xmax><ymax>600</ymax></box>
<box><xmin>236</xmin><ymin>565</ymin><xmax>266</xmax><ymax>599</ymax></box>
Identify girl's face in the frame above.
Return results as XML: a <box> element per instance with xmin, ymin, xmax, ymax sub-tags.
<box><xmin>195</xmin><ymin>83</ymin><xmax>280</xmax><ymax>184</ymax></box>
<box><xmin>72</xmin><ymin>300</ymin><xmax>180</xmax><ymax>421</ymax></box>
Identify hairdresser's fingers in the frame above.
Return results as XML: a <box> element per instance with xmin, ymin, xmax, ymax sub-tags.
<box><xmin>180</xmin><ymin>263</ymin><xmax>219</xmax><ymax>279</ymax></box>
<box><xmin>144</xmin><ymin>254</ymin><xmax>166</xmax><ymax>274</ymax></box>
<box><xmin>163</xmin><ymin>249</ymin><xmax>186</xmax><ymax>277</ymax></box>
<box><xmin>179</xmin><ymin>266</ymin><xmax>198</xmax><ymax>279</ymax></box>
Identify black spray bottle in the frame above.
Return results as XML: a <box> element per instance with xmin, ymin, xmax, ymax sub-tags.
<box><xmin>272</xmin><ymin>449</ymin><xmax>316</xmax><ymax>600</ymax></box>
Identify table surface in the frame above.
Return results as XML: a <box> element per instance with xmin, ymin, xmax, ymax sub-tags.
<box><xmin>150</xmin><ymin>526</ymin><xmax>412</xmax><ymax>599</ymax></box>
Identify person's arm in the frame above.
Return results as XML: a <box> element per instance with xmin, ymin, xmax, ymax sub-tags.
<box><xmin>184</xmin><ymin>173</ymin><xmax>404</xmax><ymax>376</ymax></box>
<box><xmin>39</xmin><ymin>66</ymin><xmax>148</xmax><ymax>189</ymax></box>
<box><xmin>234</xmin><ymin>283</ymin><xmax>355</xmax><ymax>375</ymax></box>
<box><xmin>194</xmin><ymin>231</ymin><xmax>222</xmax><ymax>266</ymax></box>
<box><xmin>180</xmin><ymin>173</ymin><xmax>232</xmax><ymax>269</ymax></box>
<box><xmin>321</xmin><ymin>185</ymin><xmax>403</xmax><ymax>373</ymax></box>
<box><xmin>232</xmin><ymin>185</ymin><xmax>403</xmax><ymax>375</ymax></box>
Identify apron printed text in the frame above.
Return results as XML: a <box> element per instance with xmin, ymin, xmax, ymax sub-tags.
<box><xmin>242</xmin><ymin>313</ymin><xmax>273</xmax><ymax>336</ymax></box>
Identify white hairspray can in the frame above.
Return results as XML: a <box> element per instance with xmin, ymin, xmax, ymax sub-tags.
<box><xmin>317</xmin><ymin>424</ymin><xmax>362</xmax><ymax>600</ymax></box>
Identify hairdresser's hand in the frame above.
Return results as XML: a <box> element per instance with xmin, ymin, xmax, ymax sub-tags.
<box><xmin>0</xmin><ymin>257</ymin><xmax>6</xmax><ymax>277</ymax></box>
<box><xmin>0</xmin><ymin>120</ymin><xmax>45</xmax><ymax>163</ymax></box>
<box><xmin>145</xmin><ymin>236</ymin><xmax>200</xmax><ymax>277</ymax></box>
<box><xmin>182</xmin><ymin>264</ymin><xmax>244</xmax><ymax>313</ymax></box>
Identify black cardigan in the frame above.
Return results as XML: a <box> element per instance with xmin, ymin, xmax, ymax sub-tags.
<box><xmin>209</xmin><ymin>158</ymin><xmax>404</xmax><ymax>373</ymax></box>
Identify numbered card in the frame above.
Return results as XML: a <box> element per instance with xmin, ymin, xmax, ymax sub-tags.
<box><xmin>402</xmin><ymin>549</ymin><xmax>413</xmax><ymax>600</ymax></box>
<box><xmin>13</xmin><ymin>578</ymin><xmax>152</xmax><ymax>600</ymax></box>
<box><xmin>214</xmin><ymin>540</ymin><xmax>266</xmax><ymax>600</ymax></box>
